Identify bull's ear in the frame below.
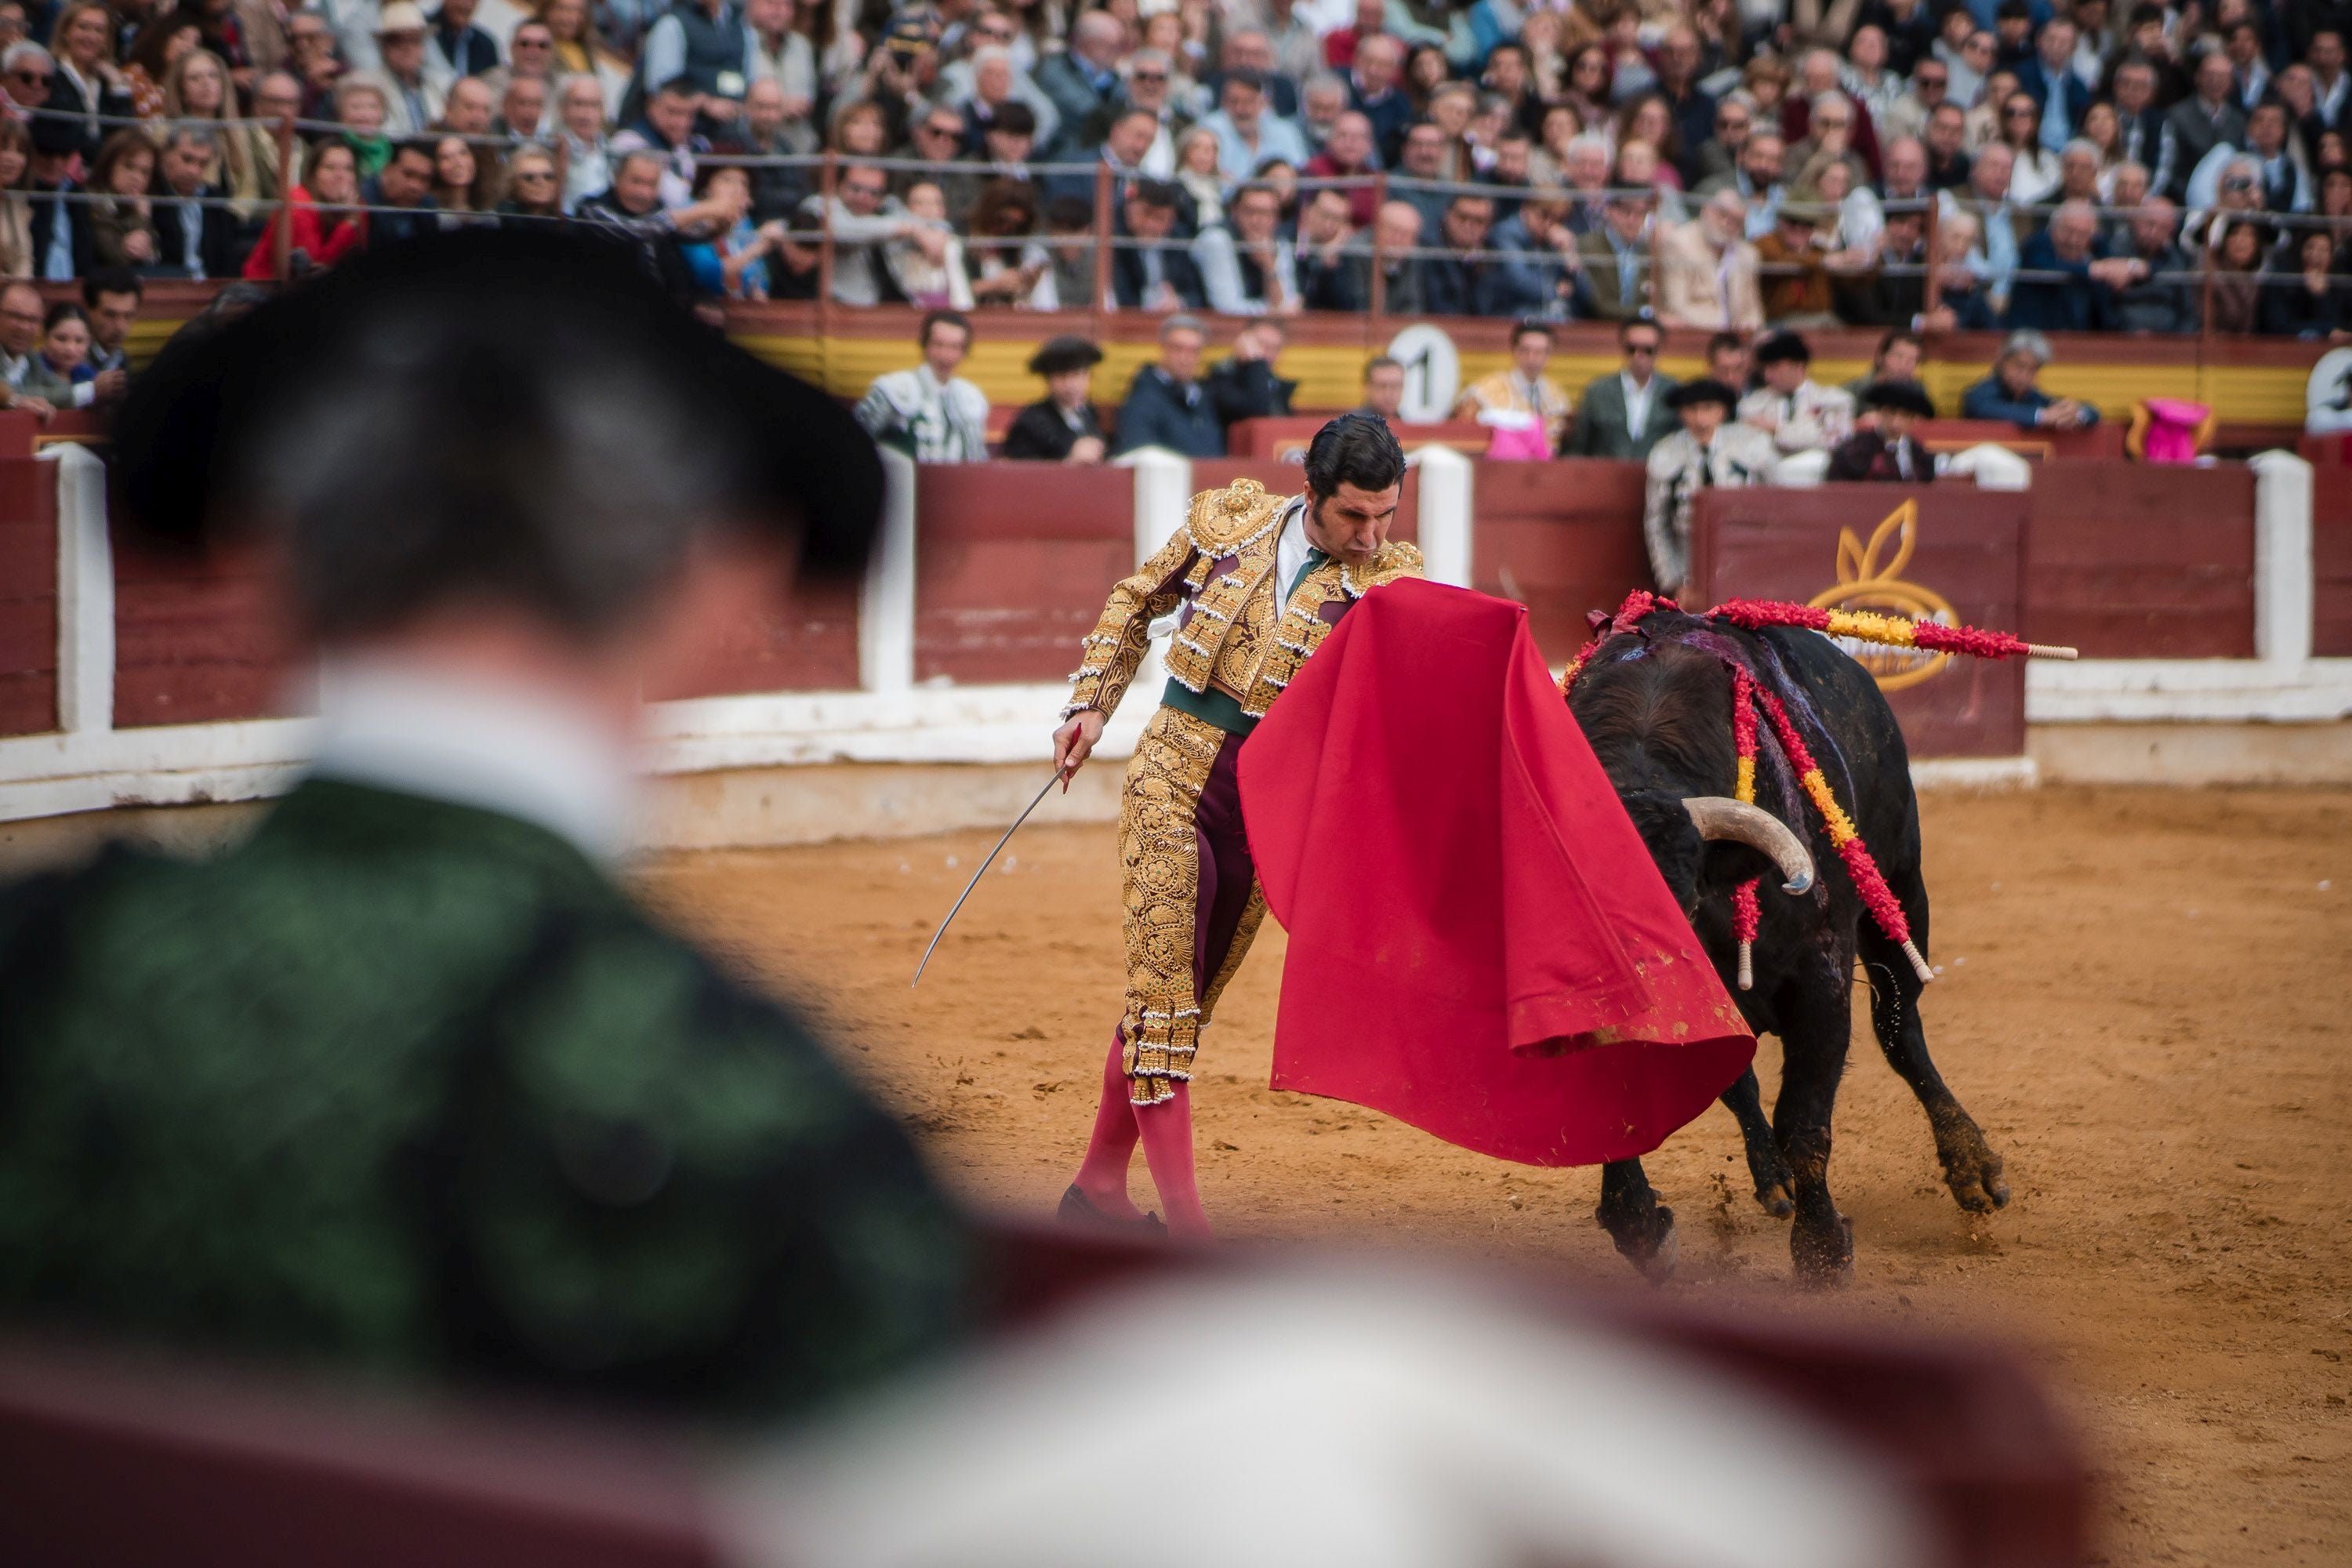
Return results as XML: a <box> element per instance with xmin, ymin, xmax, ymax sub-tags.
<box><xmin>1618</xmin><ymin>788</ymin><xmax>1706</xmax><ymax>873</ymax></box>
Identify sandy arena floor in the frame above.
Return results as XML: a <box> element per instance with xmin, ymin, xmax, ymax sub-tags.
<box><xmin>639</xmin><ymin>784</ymin><xmax>2352</xmax><ymax>1566</ymax></box>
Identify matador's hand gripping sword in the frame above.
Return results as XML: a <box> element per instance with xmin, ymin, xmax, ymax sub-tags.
<box><xmin>911</xmin><ymin>765</ymin><xmax>1065</xmax><ymax>986</ymax></box>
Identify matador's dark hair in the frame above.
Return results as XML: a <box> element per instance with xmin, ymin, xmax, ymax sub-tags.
<box><xmin>1304</xmin><ymin>411</ymin><xmax>1406</xmax><ymax>499</ymax></box>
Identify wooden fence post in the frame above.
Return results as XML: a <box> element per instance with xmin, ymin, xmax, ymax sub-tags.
<box><xmin>270</xmin><ymin>112</ymin><xmax>296</xmax><ymax>281</ymax></box>
<box><xmin>1090</xmin><ymin>159</ymin><xmax>1112</xmax><ymax>336</ymax></box>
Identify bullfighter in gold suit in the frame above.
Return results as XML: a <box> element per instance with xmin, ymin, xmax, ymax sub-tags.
<box><xmin>1050</xmin><ymin>414</ymin><xmax>1421</xmax><ymax>1240</ymax></box>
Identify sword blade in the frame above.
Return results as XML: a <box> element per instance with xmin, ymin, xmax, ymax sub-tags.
<box><xmin>911</xmin><ymin>767</ymin><xmax>1065</xmax><ymax>986</ymax></box>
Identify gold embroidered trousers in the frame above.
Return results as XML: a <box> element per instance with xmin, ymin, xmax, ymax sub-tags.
<box><xmin>1116</xmin><ymin>705</ymin><xmax>1268</xmax><ymax>1106</ymax></box>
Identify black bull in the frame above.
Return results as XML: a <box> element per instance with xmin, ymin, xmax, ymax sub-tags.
<box><xmin>1566</xmin><ymin>610</ymin><xmax>2009</xmax><ymax>1284</ymax></box>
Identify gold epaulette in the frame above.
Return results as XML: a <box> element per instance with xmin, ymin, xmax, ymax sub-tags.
<box><xmin>1358</xmin><ymin>539</ymin><xmax>1424</xmax><ymax>590</ymax></box>
<box><xmin>1184</xmin><ymin>476</ymin><xmax>1288</xmax><ymax>557</ymax></box>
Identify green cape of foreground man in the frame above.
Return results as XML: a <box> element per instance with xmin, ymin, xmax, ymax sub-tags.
<box><xmin>0</xmin><ymin>228</ymin><xmax>971</xmax><ymax>1417</ymax></box>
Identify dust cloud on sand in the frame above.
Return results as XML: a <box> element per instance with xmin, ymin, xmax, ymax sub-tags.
<box><xmin>640</xmin><ymin>785</ymin><xmax>2352</xmax><ymax>1567</ymax></box>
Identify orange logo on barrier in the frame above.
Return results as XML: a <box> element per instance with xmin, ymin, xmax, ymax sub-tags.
<box><xmin>1808</xmin><ymin>500</ymin><xmax>1955</xmax><ymax>692</ymax></box>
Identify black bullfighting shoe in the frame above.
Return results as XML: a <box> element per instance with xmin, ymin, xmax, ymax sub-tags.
<box><xmin>1057</xmin><ymin>1183</ymin><xmax>1168</xmax><ymax>1238</ymax></box>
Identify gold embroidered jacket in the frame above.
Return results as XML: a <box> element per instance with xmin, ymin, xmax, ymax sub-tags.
<box><xmin>1062</xmin><ymin>477</ymin><xmax>1424</xmax><ymax>723</ymax></box>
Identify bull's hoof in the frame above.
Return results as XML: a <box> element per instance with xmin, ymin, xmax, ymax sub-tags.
<box><xmin>1940</xmin><ymin>1139</ymin><xmax>2011</xmax><ymax>1214</ymax></box>
<box><xmin>1602</xmin><ymin>1202</ymin><xmax>1680</xmax><ymax>1284</ymax></box>
<box><xmin>1791</xmin><ymin>1212</ymin><xmax>1854</xmax><ymax>1288</ymax></box>
<box><xmin>1753</xmin><ymin>1171</ymin><xmax>1796</xmax><ymax>1219</ymax></box>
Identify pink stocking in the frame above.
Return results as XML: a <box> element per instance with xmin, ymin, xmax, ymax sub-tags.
<box><xmin>1134</xmin><ymin>1084</ymin><xmax>1211</xmax><ymax>1242</ymax></box>
<box><xmin>1070</xmin><ymin>1033</ymin><xmax>1144</xmax><ymax>1220</ymax></box>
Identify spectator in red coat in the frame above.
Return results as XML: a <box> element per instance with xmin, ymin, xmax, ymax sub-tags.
<box><xmin>1302</xmin><ymin>110</ymin><xmax>1378</xmax><ymax>226</ymax></box>
<box><xmin>242</xmin><ymin>138</ymin><xmax>366</xmax><ymax>278</ymax></box>
<box><xmin>1322</xmin><ymin>0</ymin><xmax>1385</xmax><ymax>71</ymax></box>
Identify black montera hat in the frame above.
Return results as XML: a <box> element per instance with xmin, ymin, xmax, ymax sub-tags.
<box><xmin>1666</xmin><ymin>377</ymin><xmax>1740</xmax><ymax>412</ymax></box>
<box><xmin>1860</xmin><ymin>378</ymin><xmax>1936</xmax><ymax>418</ymax></box>
<box><xmin>111</xmin><ymin>228</ymin><xmax>881</xmax><ymax>589</ymax></box>
<box><xmin>1028</xmin><ymin>335</ymin><xmax>1105</xmax><ymax>376</ymax></box>
<box><xmin>29</xmin><ymin>114</ymin><xmax>83</xmax><ymax>158</ymax></box>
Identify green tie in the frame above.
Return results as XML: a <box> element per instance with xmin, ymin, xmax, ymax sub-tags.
<box><xmin>1289</xmin><ymin>546</ymin><xmax>1330</xmax><ymax>600</ymax></box>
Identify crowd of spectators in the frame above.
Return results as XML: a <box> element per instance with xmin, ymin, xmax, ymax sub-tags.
<box><xmin>852</xmin><ymin>296</ymin><xmax>2092</xmax><ymax>479</ymax></box>
<box><xmin>0</xmin><ymin>0</ymin><xmax>2339</xmax><ymax>337</ymax></box>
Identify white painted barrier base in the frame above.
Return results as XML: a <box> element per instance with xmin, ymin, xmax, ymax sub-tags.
<box><xmin>14</xmin><ymin>719</ymin><xmax>2352</xmax><ymax>880</ymax></box>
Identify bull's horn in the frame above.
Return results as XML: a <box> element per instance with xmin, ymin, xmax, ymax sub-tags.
<box><xmin>1682</xmin><ymin>797</ymin><xmax>1816</xmax><ymax>895</ymax></box>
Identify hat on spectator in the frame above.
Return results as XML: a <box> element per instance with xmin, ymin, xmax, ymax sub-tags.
<box><xmin>111</xmin><ymin>230</ymin><xmax>882</xmax><ymax>613</ymax></box>
<box><xmin>1859</xmin><ymin>379</ymin><xmax>1935</xmax><ymax>419</ymax></box>
<box><xmin>376</xmin><ymin>1</ymin><xmax>428</xmax><ymax>33</ymax></box>
<box><xmin>1752</xmin><ymin>331</ymin><xmax>1811</xmax><ymax>366</ymax></box>
<box><xmin>879</xmin><ymin>11</ymin><xmax>936</xmax><ymax>60</ymax></box>
<box><xmin>28</xmin><ymin>114</ymin><xmax>81</xmax><ymax>157</ymax></box>
<box><xmin>1666</xmin><ymin>378</ymin><xmax>1740</xmax><ymax>412</ymax></box>
<box><xmin>1028</xmin><ymin>336</ymin><xmax>1103</xmax><ymax>376</ymax></box>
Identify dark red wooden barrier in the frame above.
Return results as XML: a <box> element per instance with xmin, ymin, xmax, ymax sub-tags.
<box><xmin>2022</xmin><ymin>462</ymin><xmax>2256</xmax><ymax>659</ymax></box>
<box><xmin>641</xmin><ymin>576</ymin><xmax>861</xmax><ymax>702</ymax></box>
<box><xmin>2314</xmin><ymin>466</ymin><xmax>2352</xmax><ymax>659</ymax></box>
<box><xmin>111</xmin><ymin>540</ymin><xmax>297</xmax><ymax>728</ymax></box>
<box><xmin>0</xmin><ymin>457</ymin><xmax>56</xmax><ymax>735</ymax></box>
<box><xmin>1914</xmin><ymin>418</ymin><xmax>2124</xmax><ymax>460</ymax></box>
<box><xmin>1690</xmin><ymin>486</ymin><xmax>2030</xmax><ymax>758</ymax></box>
<box><xmin>1471</xmin><ymin>458</ymin><xmax>1649</xmax><ymax>664</ymax></box>
<box><xmin>914</xmin><ymin>463</ymin><xmax>1133</xmax><ymax>686</ymax></box>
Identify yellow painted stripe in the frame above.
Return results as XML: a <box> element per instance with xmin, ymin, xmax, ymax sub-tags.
<box><xmin>2196</xmin><ymin>363</ymin><xmax>2310</xmax><ymax>425</ymax></box>
<box><xmin>720</xmin><ymin>330</ymin><xmax>2317</xmax><ymax>426</ymax></box>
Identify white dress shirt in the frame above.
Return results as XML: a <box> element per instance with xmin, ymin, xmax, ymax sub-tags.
<box><xmin>1621</xmin><ymin>369</ymin><xmax>1657</xmax><ymax>441</ymax></box>
<box><xmin>310</xmin><ymin>655</ymin><xmax>637</xmax><ymax>863</ymax></box>
<box><xmin>1276</xmin><ymin>498</ymin><xmax>1309</xmax><ymax>593</ymax></box>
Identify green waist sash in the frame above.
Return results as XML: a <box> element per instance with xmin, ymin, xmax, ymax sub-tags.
<box><xmin>1161</xmin><ymin>677</ymin><xmax>1257</xmax><ymax>737</ymax></box>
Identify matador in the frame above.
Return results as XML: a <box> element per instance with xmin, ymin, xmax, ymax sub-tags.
<box><xmin>1050</xmin><ymin>413</ymin><xmax>1422</xmax><ymax>1241</ymax></box>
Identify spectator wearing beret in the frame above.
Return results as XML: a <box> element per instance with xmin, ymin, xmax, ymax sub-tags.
<box><xmin>1737</xmin><ymin>329</ymin><xmax>1854</xmax><ymax>458</ymax></box>
<box><xmin>1827</xmin><ymin>379</ymin><xmax>1936</xmax><ymax>483</ymax></box>
<box><xmin>1644</xmin><ymin>377</ymin><xmax>1777</xmax><ymax>596</ymax></box>
<box><xmin>1001</xmin><ymin>335</ymin><xmax>1105</xmax><ymax>463</ymax></box>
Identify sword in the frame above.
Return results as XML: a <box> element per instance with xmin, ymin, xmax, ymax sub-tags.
<box><xmin>911</xmin><ymin>765</ymin><xmax>1066</xmax><ymax>986</ymax></box>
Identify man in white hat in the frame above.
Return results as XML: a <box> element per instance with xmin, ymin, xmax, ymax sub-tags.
<box><xmin>375</xmin><ymin>1</ymin><xmax>445</xmax><ymax>135</ymax></box>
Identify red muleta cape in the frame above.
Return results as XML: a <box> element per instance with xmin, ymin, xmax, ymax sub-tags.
<box><xmin>1237</xmin><ymin>578</ymin><xmax>1755</xmax><ymax>1167</ymax></box>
